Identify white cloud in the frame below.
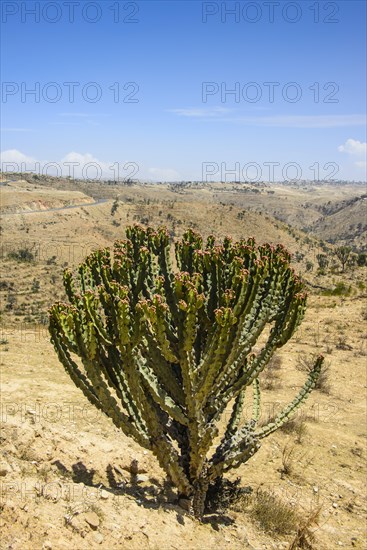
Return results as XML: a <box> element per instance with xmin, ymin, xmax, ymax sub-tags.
<box><xmin>0</xmin><ymin>149</ymin><xmax>117</xmax><ymax>179</ymax></box>
<box><xmin>338</xmin><ymin>138</ymin><xmax>367</xmax><ymax>156</ymax></box>
<box><xmin>148</xmin><ymin>167</ymin><xmax>180</xmax><ymax>181</ymax></box>
<box><xmin>0</xmin><ymin>151</ymin><xmax>175</xmax><ymax>181</ymax></box>
<box><xmin>0</xmin><ymin>149</ymin><xmax>38</xmax><ymax>165</ymax></box>
<box><xmin>338</xmin><ymin>139</ymin><xmax>367</xmax><ymax>172</ymax></box>
<box><xmin>60</xmin><ymin>152</ymin><xmax>113</xmax><ymax>178</ymax></box>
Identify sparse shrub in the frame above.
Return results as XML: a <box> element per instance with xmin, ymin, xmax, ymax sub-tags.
<box><xmin>262</xmin><ymin>372</ymin><xmax>279</xmax><ymax>390</ymax></box>
<box><xmin>5</xmin><ymin>293</ymin><xmax>17</xmax><ymax>311</ymax></box>
<box><xmin>316</xmin><ymin>253</ymin><xmax>329</xmax><ymax>273</ymax></box>
<box><xmin>280</xmin><ymin>443</ymin><xmax>297</xmax><ymax>476</ymax></box>
<box><xmin>47</xmin><ymin>255</ymin><xmax>57</xmax><ymax>265</ymax></box>
<box><xmin>336</xmin><ymin>335</ymin><xmax>353</xmax><ymax>351</ymax></box>
<box><xmin>111</xmin><ymin>198</ymin><xmax>119</xmax><ymax>216</ymax></box>
<box><xmin>289</xmin><ymin>505</ymin><xmax>322</xmax><ymax>550</ymax></box>
<box><xmin>325</xmin><ymin>344</ymin><xmax>333</xmax><ymax>354</ymax></box>
<box><xmin>8</xmin><ymin>247</ymin><xmax>35</xmax><ymax>262</ymax></box>
<box><xmin>321</xmin><ymin>281</ymin><xmax>352</xmax><ymax>297</ymax></box>
<box><xmin>245</xmin><ymin>488</ymin><xmax>299</xmax><ymax>534</ymax></box>
<box><xmin>357</xmin><ymin>252</ymin><xmax>367</xmax><ymax>267</ymax></box>
<box><xmin>31</xmin><ymin>278</ymin><xmax>41</xmax><ymax>293</ymax></box>
<box><xmin>294</xmin><ymin>251</ymin><xmax>305</xmax><ymax>263</ymax></box>
<box><xmin>280</xmin><ymin>414</ymin><xmax>308</xmax><ymax>444</ymax></box>
<box><xmin>269</xmin><ymin>355</ymin><xmax>282</xmax><ymax>370</ymax></box>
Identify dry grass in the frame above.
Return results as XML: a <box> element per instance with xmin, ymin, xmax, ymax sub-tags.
<box><xmin>241</xmin><ymin>488</ymin><xmax>299</xmax><ymax>535</ymax></box>
<box><xmin>280</xmin><ymin>414</ymin><xmax>308</xmax><ymax>444</ymax></box>
<box><xmin>289</xmin><ymin>505</ymin><xmax>322</xmax><ymax>550</ymax></box>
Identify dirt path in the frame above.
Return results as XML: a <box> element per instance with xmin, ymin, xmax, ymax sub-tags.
<box><xmin>1</xmin><ymin>198</ymin><xmax>109</xmax><ymax>216</ymax></box>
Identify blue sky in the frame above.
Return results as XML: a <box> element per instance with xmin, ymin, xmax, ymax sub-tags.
<box><xmin>1</xmin><ymin>0</ymin><xmax>366</xmax><ymax>181</ymax></box>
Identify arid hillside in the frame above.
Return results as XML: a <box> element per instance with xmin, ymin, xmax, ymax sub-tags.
<box><xmin>0</xmin><ymin>174</ymin><xmax>366</xmax><ymax>550</ymax></box>
<box><xmin>309</xmin><ymin>195</ymin><xmax>367</xmax><ymax>248</ymax></box>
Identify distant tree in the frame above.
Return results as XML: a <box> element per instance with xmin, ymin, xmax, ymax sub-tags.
<box><xmin>294</xmin><ymin>251</ymin><xmax>305</xmax><ymax>263</ymax></box>
<box><xmin>357</xmin><ymin>252</ymin><xmax>367</xmax><ymax>267</ymax></box>
<box><xmin>111</xmin><ymin>198</ymin><xmax>119</xmax><ymax>216</ymax></box>
<box><xmin>32</xmin><ymin>278</ymin><xmax>40</xmax><ymax>293</ymax></box>
<box><xmin>335</xmin><ymin>246</ymin><xmax>352</xmax><ymax>272</ymax></box>
<box><xmin>316</xmin><ymin>254</ymin><xmax>329</xmax><ymax>272</ymax></box>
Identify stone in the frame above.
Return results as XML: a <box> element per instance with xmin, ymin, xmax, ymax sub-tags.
<box><xmin>0</xmin><ymin>463</ymin><xmax>9</xmax><ymax>476</ymax></box>
<box><xmin>135</xmin><ymin>474</ymin><xmax>149</xmax><ymax>484</ymax></box>
<box><xmin>84</xmin><ymin>511</ymin><xmax>100</xmax><ymax>529</ymax></box>
<box><xmin>93</xmin><ymin>533</ymin><xmax>104</xmax><ymax>544</ymax></box>
<box><xmin>100</xmin><ymin>489</ymin><xmax>109</xmax><ymax>500</ymax></box>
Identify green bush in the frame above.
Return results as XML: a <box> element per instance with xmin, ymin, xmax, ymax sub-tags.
<box><xmin>322</xmin><ymin>282</ymin><xmax>352</xmax><ymax>297</ymax></box>
<box><xmin>8</xmin><ymin>247</ymin><xmax>35</xmax><ymax>262</ymax></box>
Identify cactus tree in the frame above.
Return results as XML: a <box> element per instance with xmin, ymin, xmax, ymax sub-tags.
<box><xmin>49</xmin><ymin>225</ymin><xmax>323</xmax><ymax>518</ymax></box>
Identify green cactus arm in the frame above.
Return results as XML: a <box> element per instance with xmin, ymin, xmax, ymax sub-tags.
<box><xmin>50</xmin><ymin>319</ymin><xmax>150</xmax><ymax>447</ymax></box>
<box><xmin>223</xmin><ymin>388</ymin><xmax>246</xmax><ymax>441</ymax></box>
<box><xmin>195</xmin><ymin>309</ymin><xmax>238</xmax><ymax>403</ymax></box>
<box><xmin>220</xmin><ymin>439</ymin><xmax>261</xmax><ymax>474</ymax></box>
<box><xmin>197</xmin><ymin>270</ymin><xmax>276</xmax><ymax>404</ymax></box>
<box><xmin>134</xmin><ymin>353</ymin><xmax>189</xmax><ymax>426</ymax></box>
<box><xmin>252</xmin><ymin>378</ymin><xmax>261</xmax><ymax>425</ymax></box>
<box><xmin>208</xmin><ymin>357</ymin><xmax>322</xmax><ymax>477</ymax></box>
<box><xmin>139</xmin><ymin>334</ymin><xmax>185</xmax><ymax>407</ymax></box>
<box><xmin>50</xmin><ymin>318</ymin><xmax>98</xmax><ymax>401</ymax></box>
<box><xmin>138</xmin><ymin>299</ymin><xmax>179</xmax><ymax>363</ymax></box>
<box><xmin>212</xmin><ymin>291</ymin><xmax>306</xmax><ymax>415</ymax></box>
<box><xmin>63</xmin><ymin>269</ymin><xmax>78</xmax><ymax>304</ymax></box>
<box><xmin>83</xmin><ymin>292</ymin><xmax>113</xmax><ymax>346</ymax></box>
<box><xmin>208</xmin><ymin>433</ymin><xmax>261</xmax><ymax>481</ymax></box>
<box><xmin>96</xmin><ymin>346</ymin><xmax>147</xmax><ymax>435</ymax></box>
<box><xmin>153</xmin><ymin>434</ymin><xmax>193</xmax><ymax>496</ymax></box>
<box><xmin>154</xmin><ymin>231</ymin><xmax>181</xmax><ymax>325</ymax></box>
<box><xmin>254</xmin><ymin>355</ymin><xmax>323</xmax><ymax>439</ymax></box>
<box><xmin>209</xmin><ymin>268</ymin><xmax>292</xmax><ymax>400</ymax></box>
